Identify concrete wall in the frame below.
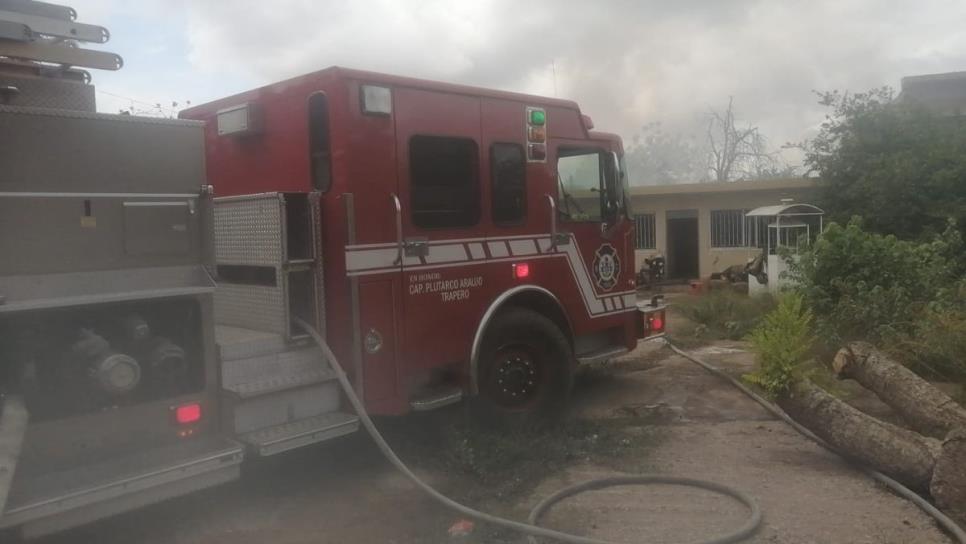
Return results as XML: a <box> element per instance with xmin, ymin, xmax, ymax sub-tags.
<box><xmin>629</xmin><ymin>180</ymin><xmax>816</xmax><ymax>279</ymax></box>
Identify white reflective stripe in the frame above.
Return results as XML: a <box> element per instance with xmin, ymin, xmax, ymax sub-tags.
<box><xmin>559</xmin><ymin>239</ymin><xmax>606</xmax><ymax>314</ymax></box>
<box><xmin>348</xmin><ymin>253</ymin><xmax>565</xmax><ymax>276</ymax></box>
<box><xmin>345</xmin><ymin>247</ymin><xmax>398</xmax><ymax>271</ymax></box>
<box><xmin>348</xmin><ymin>234</ymin><xmax>545</xmax><ymax>249</ymax></box>
<box><xmin>343</xmin><ymin>234</ymin><xmax>636</xmax><ymax>317</ymax></box>
<box><xmin>487</xmin><ymin>241</ymin><xmax>509</xmax><ymax>258</ymax></box>
<box><xmin>345</xmin><ymin>241</ymin><xmax>400</xmax><ymax>250</ymax></box>
<box><xmin>426</xmin><ymin>244</ymin><xmax>468</xmax><ymax>264</ymax></box>
<box><xmin>467</xmin><ymin>243</ymin><xmax>485</xmax><ymax>260</ymax></box>
<box><xmin>536</xmin><ymin>237</ymin><xmax>553</xmax><ymax>253</ymax></box>
<box><xmin>508</xmin><ymin>239</ymin><xmax>538</xmax><ymax>256</ymax></box>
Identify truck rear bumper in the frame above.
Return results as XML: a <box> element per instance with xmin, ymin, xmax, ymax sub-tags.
<box><xmin>0</xmin><ymin>436</ymin><xmax>243</xmax><ymax>538</ymax></box>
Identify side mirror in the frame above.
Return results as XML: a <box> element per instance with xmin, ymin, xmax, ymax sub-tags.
<box><xmin>602</xmin><ymin>152</ymin><xmax>621</xmax><ymax>224</ymax></box>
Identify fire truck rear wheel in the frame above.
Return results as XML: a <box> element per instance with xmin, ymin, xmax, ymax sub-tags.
<box><xmin>473</xmin><ymin>307</ymin><xmax>575</xmax><ymax>424</ymax></box>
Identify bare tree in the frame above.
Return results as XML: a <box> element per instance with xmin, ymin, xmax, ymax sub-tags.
<box><xmin>624</xmin><ymin>122</ymin><xmax>708</xmax><ymax>185</ymax></box>
<box><xmin>706</xmin><ymin>97</ymin><xmax>787</xmax><ymax>181</ymax></box>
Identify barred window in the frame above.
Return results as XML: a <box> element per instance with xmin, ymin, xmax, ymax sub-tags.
<box><xmin>710</xmin><ymin>209</ymin><xmax>745</xmax><ymax>247</ymax></box>
<box><xmin>710</xmin><ymin>209</ymin><xmax>769</xmax><ymax>248</ymax></box>
<box><xmin>634</xmin><ymin>214</ymin><xmax>656</xmax><ymax>249</ymax></box>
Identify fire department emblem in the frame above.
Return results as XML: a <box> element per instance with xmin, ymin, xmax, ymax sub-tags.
<box><xmin>592</xmin><ymin>244</ymin><xmax>621</xmax><ymax>291</ymax></box>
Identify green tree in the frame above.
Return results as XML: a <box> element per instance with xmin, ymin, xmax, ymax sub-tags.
<box><xmin>801</xmin><ymin>87</ymin><xmax>966</xmax><ymax>239</ymax></box>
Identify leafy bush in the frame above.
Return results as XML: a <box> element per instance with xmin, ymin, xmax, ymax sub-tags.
<box><xmin>791</xmin><ymin>219</ymin><xmax>966</xmax><ymax>380</ymax></box>
<box><xmin>790</xmin><ymin>218</ymin><xmax>964</xmax><ymax>347</ymax></box>
<box><xmin>893</xmin><ymin>279</ymin><xmax>966</xmax><ymax>380</ymax></box>
<box><xmin>745</xmin><ymin>293</ymin><xmax>817</xmax><ymax>398</ymax></box>
<box><xmin>674</xmin><ymin>290</ymin><xmax>776</xmax><ymax>341</ymax></box>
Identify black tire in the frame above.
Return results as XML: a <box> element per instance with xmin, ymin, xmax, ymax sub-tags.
<box><xmin>471</xmin><ymin>307</ymin><xmax>575</xmax><ymax>426</ymax></box>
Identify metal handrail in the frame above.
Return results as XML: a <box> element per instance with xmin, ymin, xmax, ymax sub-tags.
<box><xmin>391</xmin><ymin>193</ymin><xmax>403</xmax><ymax>265</ymax></box>
<box><xmin>546</xmin><ymin>194</ymin><xmax>558</xmax><ymax>251</ymax></box>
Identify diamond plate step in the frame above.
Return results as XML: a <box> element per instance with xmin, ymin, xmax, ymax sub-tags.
<box><xmin>224</xmin><ymin>367</ymin><xmax>336</xmax><ymax>399</ymax></box>
<box><xmin>238</xmin><ymin>412</ymin><xmax>359</xmax><ymax>456</ymax></box>
<box><xmin>231</xmin><ymin>382</ymin><xmax>341</xmax><ymax>434</ymax></box>
<box><xmin>221</xmin><ymin>346</ymin><xmax>329</xmax><ymax>393</ymax></box>
<box><xmin>215</xmin><ymin>325</ymin><xmax>286</xmax><ymax>361</ymax></box>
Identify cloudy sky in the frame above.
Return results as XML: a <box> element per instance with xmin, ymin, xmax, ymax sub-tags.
<box><xmin>72</xmin><ymin>0</ymin><xmax>966</xmax><ymax>170</ymax></box>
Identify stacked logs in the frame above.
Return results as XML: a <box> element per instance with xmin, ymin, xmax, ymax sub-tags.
<box><xmin>777</xmin><ymin>342</ymin><xmax>966</xmax><ymax>526</ymax></box>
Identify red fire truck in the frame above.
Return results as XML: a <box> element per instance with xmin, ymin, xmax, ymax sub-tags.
<box><xmin>1</xmin><ymin>47</ymin><xmax>664</xmax><ymax>535</ymax></box>
<box><xmin>181</xmin><ymin>66</ymin><xmax>666</xmax><ymax>422</ymax></box>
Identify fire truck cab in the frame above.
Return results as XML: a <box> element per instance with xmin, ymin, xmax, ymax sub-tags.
<box><xmin>183</xmin><ymin>67</ymin><xmax>666</xmax><ymax>420</ymax></box>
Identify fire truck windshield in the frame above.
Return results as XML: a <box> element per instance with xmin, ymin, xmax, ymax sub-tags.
<box><xmin>556</xmin><ymin>148</ymin><xmax>605</xmax><ymax>222</ymax></box>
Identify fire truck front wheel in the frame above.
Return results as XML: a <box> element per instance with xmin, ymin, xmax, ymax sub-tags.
<box><xmin>473</xmin><ymin>307</ymin><xmax>575</xmax><ymax>423</ymax></box>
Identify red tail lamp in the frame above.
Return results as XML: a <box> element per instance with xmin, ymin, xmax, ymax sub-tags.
<box><xmin>513</xmin><ymin>262</ymin><xmax>530</xmax><ymax>279</ymax></box>
<box><xmin>649</xmin><ymin>312</ymin><xmax>665</xmax><ymax>333</ymax></box>
<box><xmin>173</xmin><ymin>402</ymin><xmax>202</xmax><ymax>425</ymax></box>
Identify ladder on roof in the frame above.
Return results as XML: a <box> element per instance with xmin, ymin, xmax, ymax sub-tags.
<box><xmin>0</xmin><ymin>0</ymin><xmax>122</xmax><ymax>72</ymax></box>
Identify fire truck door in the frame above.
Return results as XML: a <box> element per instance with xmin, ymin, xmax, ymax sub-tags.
<box><xmin>553</xmin><ymin>141</ymin><xmax>633</xmax><ymax>316</ymax></box>
<box><xmin>393</xmin><ymin>88</ymin><xmax>485</xmax><ymax>373</ymax></box>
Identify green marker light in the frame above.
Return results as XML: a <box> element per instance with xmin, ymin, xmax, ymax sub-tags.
<box><xmin>529</xmin><ymin>109</ymin><xmax>546</xmax><ymax>126</ymax></box>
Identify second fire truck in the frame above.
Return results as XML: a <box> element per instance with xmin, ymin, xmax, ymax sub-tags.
<box><xmin>181</xmin><ymin>66</ymin><xmax>665</xmax><ymax>426</ymax></box>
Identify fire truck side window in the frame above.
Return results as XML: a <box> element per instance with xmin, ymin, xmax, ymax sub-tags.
<box><xmin>556</xmin><ymin>148</ymin><xmax>604</xmax><ymax>222</ymax></box>
<box><xmin>308</xmin><ymin>93</ymin><xmax>332</xmax><ymax>192</ymax></box>
<box><xmin>409</xmin><ymin>135</ymin><xmax>480</xmax><ymax>228</ymax></box>
<box><xmin>491</xmin><ymin>143</ymin><xmax>526</xmax><ymax>225</ymax></box>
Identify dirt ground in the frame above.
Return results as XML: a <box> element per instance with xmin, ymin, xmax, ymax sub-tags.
<box><xmin>35</xmin><ymin>324</ymin><xmax>958</xmax><ymax>543</ymax></box>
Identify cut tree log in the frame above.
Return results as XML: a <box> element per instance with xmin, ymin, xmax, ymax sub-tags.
<box><xmin>931</xmin><ymin>427</ymin><xmax>966</xmax><ymax>527</ymax></box>
<box><xmin>833</xmin><ymin>342</ymin><xmax>966</xmax><ymax>438</ymax></box>
<box><xmin>778</xmin><ymin>379</ymin><xmax>940</xmax><ymax>490</ymax></box>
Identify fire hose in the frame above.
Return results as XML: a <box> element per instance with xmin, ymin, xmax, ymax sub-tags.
<box><xmin>295</xmin><ymin>318</ymin><xmax>965</xmax><ymax>544</ymax></box>
<box><xmin>666</xmin><ymin>342</ymin><xmax>966</xmax><ymax>544</ymax></box>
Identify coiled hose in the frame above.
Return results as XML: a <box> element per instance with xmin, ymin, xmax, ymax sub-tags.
<box><xmin>296</xmin><ymin>318</ymin><xmax>759</xmax><ymax>544</ymax></box>
<box><xmin>296</xmin><ymin>317</ymin><xmax>964</xmax><ymax>543</ymax></box>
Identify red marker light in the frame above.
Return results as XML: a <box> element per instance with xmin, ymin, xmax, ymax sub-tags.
<box><xmin>514</xmin><ymin>262</ymin><xmax>530</xmax><ymax>279</ymax></box>
<box><xmin>174</xmin><ymin>402</ymin><xmax>202</xmax><ymax>425</ymax></box>
<box><xmin>649</xmin><ymin>315</ymin><xmax>665</xmax><ymax>332</ymax></box>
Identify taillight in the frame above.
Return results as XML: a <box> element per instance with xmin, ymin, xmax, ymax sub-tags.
<box><xmin>173</xmin><ymin>402</ymin><xmax>202</xmax><ymax>425</ymax></box>
<box><xmin>638</xmin><ymin>309</ymin><xmax>666</xmax><ymax>338</ymax></box>
<box><xmin>649</xmin><ymin>312</ymin><xmax>665</xmax><ymax>333</ymax></box>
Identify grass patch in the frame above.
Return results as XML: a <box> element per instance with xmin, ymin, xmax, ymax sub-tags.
<box><xmin>380</xmin><ymin>410</ymin><xmax>659</xmax><ymax>505</ymax></box>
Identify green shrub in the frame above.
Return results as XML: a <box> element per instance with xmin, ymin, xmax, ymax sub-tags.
<box><xmin>791</xmin><ymin>219</ymin><xmax>966</xmax><ymax>380</ymax></box>
<box><xmin>790</xmin><ymin>218</ymin><xmax>964</xmax><ymax>347</ymax></box>
<box><xmin>895</xmin><ymin>296</ymin><xmax>966</xmax><ymax>381</ymax></box>
<box><xmin>675</xmin><ymin>290</ymin><xmax>776</xmax><ymax>341</ymax></box>
<box><xmin>745</xmin><ymin>293</ymin><xmax>817</xmax><ymax>398</ymax></box>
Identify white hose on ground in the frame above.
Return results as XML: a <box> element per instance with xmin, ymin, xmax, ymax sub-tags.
<box><xmin>665</xmin><ymin>341</ymin><xmax>966</xmax><ymax>544</ymax></box>
<box><xmin>295</xmin><ymin>318</ymin><xmax>761</xmax><ymax>544</ymax></box>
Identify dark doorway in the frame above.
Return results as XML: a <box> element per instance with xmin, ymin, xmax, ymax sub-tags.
<box><xmin>666</xmin><ymin>210</ymin><xmax>699</xmax><ymax>280</ymax></box>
